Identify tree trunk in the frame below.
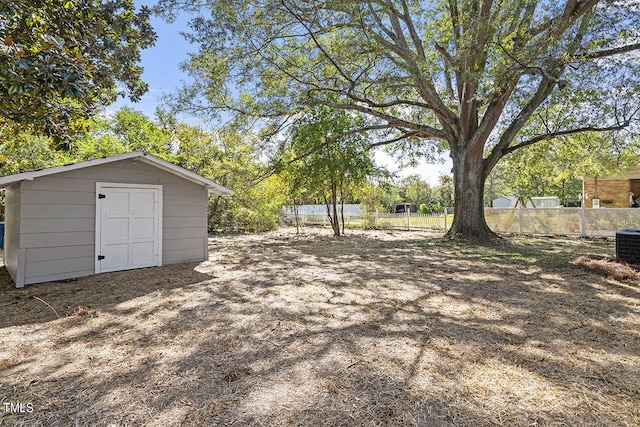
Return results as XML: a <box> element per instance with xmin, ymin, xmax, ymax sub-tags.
<box><xmin>446</xmin><ymin>142</ymin><xmax>496</xmax><ymax>241</ymax></box>
<box><xmin>340</xmin><ymin>201</ymin><xmax>345</xmax><ymax>236</ymax></box>
<box><xmin>293</xmin><ymin>201</ymin><xmax>300</xmax><ymax>235</ymax></box>
<box><xmin>331</xmin><ymin>183</ymin><xmax>340</xmax><ymax>236</ymax></box>
<box><xmin>340</xmin><ymin>178</ymin><xmax>345</xmax><ymax>236</ymax></box>
<box><xmin>325</xmin><ymin>182</ymin><xmax>341</xmax><ymax>236</ymax></box>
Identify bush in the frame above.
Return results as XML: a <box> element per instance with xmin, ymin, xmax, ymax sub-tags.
<box><xmin>209</xmin><ymin>198</ymin><xmax>283</xmax><ymax>232</ymax></box>
<box><xmin>207</xmin><ymin>175</ymin><xmax>286</xmax><ymax>232</ymax></box>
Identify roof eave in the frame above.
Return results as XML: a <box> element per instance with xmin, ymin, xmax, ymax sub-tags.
<box><xmin>207</xmin><ymin>187</ymin><xmax>235</xmax><ymax>196</ymax></box>
<box><xmin>134</xmin><ymin>154</ymin><xmax>234</xmax><ymax>195</ymax></box>
<box><xmin>0</xmin><ymin>152</ymin><xmax>234</xmax><ymax>196</ymax></box>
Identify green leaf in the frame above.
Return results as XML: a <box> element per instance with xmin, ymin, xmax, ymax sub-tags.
<box><xmin>0</xmin><ymin>0</ymin><xmax>157</xmax><ymax>139</ymax></box>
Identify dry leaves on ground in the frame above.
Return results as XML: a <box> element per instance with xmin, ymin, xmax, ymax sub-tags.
<box><xmin>0</xmin><ymin>228</ymin><xmax>638</xmax><ymax>426</ymax></box>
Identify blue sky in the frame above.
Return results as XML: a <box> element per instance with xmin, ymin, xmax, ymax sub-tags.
<box><xmin>108</xmin><ymin>4</ymin><xmax>193</xmax><ymax>120</ymax></box>
<box><xmin>110</xmin><ymin>2</ymin><xmax>452</xmax><ymax>184</ymax></box>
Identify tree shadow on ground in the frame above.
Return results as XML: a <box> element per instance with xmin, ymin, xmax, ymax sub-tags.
<box><xmin>0</xmin><ymin>263</ymin><xmax>215</xmax><ymax>328</ymax></box>
<box><xmin>1</xmin><ymin>229</ymin><xmax>638</xmax><ymax>426</ymax></box>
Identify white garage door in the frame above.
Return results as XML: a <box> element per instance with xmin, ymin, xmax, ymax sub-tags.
<box><xmin>95</xmin><ymin>183</ymin><xmax>163</xmax><ymax>273</ymax></box>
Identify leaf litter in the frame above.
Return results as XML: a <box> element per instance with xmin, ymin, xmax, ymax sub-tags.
<box><xmin>0</xmin><ymin>228</ymin><xmax>638</xmax><ymax>426</ymax></box>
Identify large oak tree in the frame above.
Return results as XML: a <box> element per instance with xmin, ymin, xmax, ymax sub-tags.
<box><xmin>156</xmin><ymin>0</ymin><xmax>640</xmax><ymax>240</ymax></box>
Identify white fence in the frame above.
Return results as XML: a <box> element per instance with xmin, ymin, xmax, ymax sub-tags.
<box><xmin>486</xmin><ymin>207</ymin><xmax>640</xmax><ymax>238</ymax></box>
<box><xmin>284</xmin><ymin>208</ymin><xmax>640</xmax><ymax>237</ymax></box>
<box><xmin>283</xmin><ymin>211</ymin><xmax>450</xmax><ymax>232</ymax></box>
<box><xmin>283</xmin><ymin>204</ymin><xmax>362</xmax><ymax>215</ymax></box>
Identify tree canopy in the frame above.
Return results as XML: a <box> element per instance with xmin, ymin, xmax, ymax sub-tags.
<box><xmin>283</xmin><ymin>104</ymin><xmax>377</xmax><ymax>235</ymax></box>
<box><xmin>0</xmin><ymin>0</ymin><xmax>156</xmax><ymax>140</ymax></box>
<box><xmin>156</xmin><ymin>0</ymin><xmax>640</xmax><ymax>240</ymax></box>
<box><xmin>0</xmin><ymin>108</ymin><xmax>286</xmax><ymax>232</ymax></box>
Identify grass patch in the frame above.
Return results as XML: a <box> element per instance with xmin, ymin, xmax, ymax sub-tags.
<box><xmin>414</xmin><ymin>236</ymin><xmax>601</xmax><ymax>269</ymax></box>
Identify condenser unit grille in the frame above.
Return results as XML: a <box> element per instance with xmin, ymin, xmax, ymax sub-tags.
<box><xmin>616</xmin><ymin>229</ymin><xmax>640</xmax><ymax>264</ymax></box>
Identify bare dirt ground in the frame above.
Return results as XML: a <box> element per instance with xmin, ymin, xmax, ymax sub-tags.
<box><xmin>0</xmin><ymin>227</ymin><xmax>638</xmax><ymax>426</ymax></box>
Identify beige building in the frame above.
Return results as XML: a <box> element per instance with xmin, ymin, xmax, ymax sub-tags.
<box><xmin>0</xmin><ymin>152</ymin><xmax>233</xmax><ymax>288</ymax></box>
<box><xmin>582</xmin><ymin>167</ymin><xmax>640</xmax><ymax>208</ymax></box>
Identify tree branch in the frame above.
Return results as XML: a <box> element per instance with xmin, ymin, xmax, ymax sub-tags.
<box><xmin>309</xmin><ymin>97</ymin><xmax>448</xmax><ymax>140</ymax></box>
<box><xmin>281</xmin><ymin>1</ymin><xmax>355</xmax><ymax>90</ymax></box>
<box><xmin>484</xmin><ymin>9</ymin><xmax>594</xmax><ymax>174</ymax></box>
<box><xmin>483</xmin><ymin>77</ymin><xmax>556</xmax><ymax>173</ymax></box>
<box><xmin>363</xmin><ymin>3</ymin><xmax>458</xmax><ymax>136</ymax></box>
<box><xmin>399</xmin><ymin>0</ymin><xmax>426</xmax><ymax>61</ymax></box>
<box><xmin>529</xmin><ymin>0</ymin><xmax>599</xmax><ymax>37</ymax></box>
<box><xmin>366</xmin><ymin>131</ymin><xmax>421</xmax><ymax>149</ymax></box>
<box><xmin>579</xmin><ymin>42</ymin><xmax>640</xmax><ymax>60</ymax></box>
<box><xmin>504</xmin><ymin>121</ymin><xmax>634</xmax><ymax>156</ymax></box>
<box><xmin>254</xmin><ymin>122</ymin><xmax>392</xmax><ymax>184</ymax></box>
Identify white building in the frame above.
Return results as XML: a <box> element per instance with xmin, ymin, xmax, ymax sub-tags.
<box><xmin>491</xmin><ymin>196</ymin><xmax>561</xmax><ymax>208</ymax></box>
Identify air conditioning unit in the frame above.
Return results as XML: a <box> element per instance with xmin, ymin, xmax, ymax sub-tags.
<box><xmin>616</xmin><ymin>229</ymin><xmax>640</xmax><ymax>264</ymax></box>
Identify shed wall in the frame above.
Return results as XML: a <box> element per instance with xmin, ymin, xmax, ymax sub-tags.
<box><xmin>17</xmin><ymin>159</ymin><xmax>208</xmax><ymax>286</ymax></box>
<box><xmin>4</xmin><ymin>184</ymin><xmax>21</xmax><ymax>284</ymax></box>
<box><xmin>492</xmin><ymin>197</ymin><xmax>516</xmax><ymax>208</ymax></box>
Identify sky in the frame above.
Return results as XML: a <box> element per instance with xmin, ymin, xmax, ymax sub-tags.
<box><xmin>109</xmin><ymin>6</ymin><xmax>192</xmax><ymax>120</ymax></box>
<box><xmin>110</xmin><ymin>2</ymin><xmax>453</xmax><ymax>185</ymax></box>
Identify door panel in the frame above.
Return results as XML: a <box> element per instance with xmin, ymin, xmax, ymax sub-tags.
<box><xmin>105</xmin><ymin>243</ymin><xmax>129</xmax><ymax>269</ymax></box>
<box><xmin>131</xmin><ymin>192</ymin><xmax>155</xmax><ymax>213</ymax></box>
<box><xmin>133</xmin><ymin>241</ymin><xmax>155</xmax><ymax>265</ymax></box>
<box><xmin>106</xmin><ymin>217</ymin><xmax>129</xmax><ymax>241</ymax></box>
<box><xmin>96</xmin><ymin>184</ymin><xmax>162</xmax><ymax>273</ymax></box>
<box><xmin>133</xmin><ymin>217</ymin><xmax>155</xmax><ymax>239</ymax></box>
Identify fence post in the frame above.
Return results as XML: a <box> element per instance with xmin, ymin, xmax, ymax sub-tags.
<box><xmin>581</xmin><ymin>205</ymin><xmax>587</xmax><ymax>237</ymax></box>
<box><xmin>519</xmin><ymin>205</ymin><xmax>524</xmax><ymax>235</ymax></box>
<box><xmin>444</xmin><ymin>208</ymin><xmax>447</xmax><ymax>231</ymax></box>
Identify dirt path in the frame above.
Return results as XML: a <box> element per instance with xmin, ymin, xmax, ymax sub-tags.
<box><xmin>0</xmin><ymin>228</ymin><xmax>638</xmax><ymax>426</ymax></box>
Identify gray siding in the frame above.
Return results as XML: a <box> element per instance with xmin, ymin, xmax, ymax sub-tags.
<box><xmin>161</xmin><ymin>171</ymin><xmax>208</xmax><ymax>265</ymax></box>
<box><xmin>4</xmin><ymin>184</ymin><xmax>21</xmax><ymax>285</ymax></box>
<box><xmin>15</xmin><ymin>158</ymin><xmax>208</xmax><ymax>287</ymax></box>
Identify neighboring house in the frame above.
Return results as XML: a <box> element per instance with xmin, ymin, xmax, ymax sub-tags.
<box><xmin>491</xmin><ymin>196</ymin><xmax>561</xmax><ymax>208</ymax></box>
<box><xmin>0</xmin><ymin>152</ymin><xmax>233</xmax><ymax>288</ymax></box>
<box><xmin>391</xmin><ymin>203</ymin><xmax>417</xmax><ymax>214</ymax></box>
<box><xmin>582</xmin><ymin>169</ymin><xmax>640</xmax><ymax>208</ymax></box>
<box><xmin>492</xmin><ymin>196</ymin><xmax>518</xmax><ymax>208</ymax></box>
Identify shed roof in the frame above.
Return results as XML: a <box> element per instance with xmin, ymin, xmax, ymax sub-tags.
<box><xmin>0</xmin><ymin>152</ymin><xmax>234</xmax><ymax>196</ymax></box>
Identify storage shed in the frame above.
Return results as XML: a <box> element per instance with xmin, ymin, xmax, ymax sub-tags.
<box><xmin>491</xmin><ymin>196</ymin><xmax>518</xmax><ymax>208</ymax></box>
<box><xmin>0</xmin><ymin>152</ymin><xmax>233</xmax><ymax>288</ymax></box>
